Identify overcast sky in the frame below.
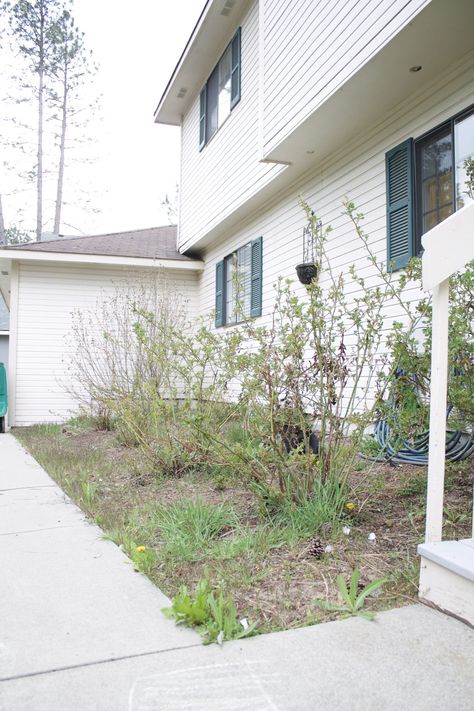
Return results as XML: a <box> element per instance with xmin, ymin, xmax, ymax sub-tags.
<box><xmin>71</xmin><ymin>0</ymin><xmax>200</xmax><ymax>234</ymax></box>
<box><xmin>1</xmin><ymin>0</ymin><xmax>201</xmax><ymax>237</ymax></box>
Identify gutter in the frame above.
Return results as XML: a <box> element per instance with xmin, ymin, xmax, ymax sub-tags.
<box><xmin>0</xmin><ymin>249</ymin><xmax>204</xmax><ymax>271</ymax></box>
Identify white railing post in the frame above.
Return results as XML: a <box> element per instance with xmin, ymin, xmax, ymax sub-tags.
<box><xmin>424</xmin><ymin>279</ymin><xmax>450</xmax><ymax>543</ymax></box>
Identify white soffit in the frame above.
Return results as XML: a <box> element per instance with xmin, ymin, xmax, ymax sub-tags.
<box><xmin>265</xmin><ymin>0</ymin><xmax>474</xmax><ymax>166</ymax></box>
<box><xmin>154</xmin><ymin>0</ymin><xmax>253</xmax><ymax>126</ymax></box>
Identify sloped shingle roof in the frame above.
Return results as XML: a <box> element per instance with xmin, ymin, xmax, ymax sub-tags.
<box><xmin>4</xmin><ymin>226</ymin><xmax>192</xmax><ymax>261</ymax></box>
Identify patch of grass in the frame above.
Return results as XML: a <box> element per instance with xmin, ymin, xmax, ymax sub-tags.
<box><xmin>272</xmin><ymin>478</ymin><xmax>347</xmax><ymax>542</ymax></box>
<box><xmin>398</xmin><ymin>471</ymin><xmax>427</xmax><ymax>497</ymax></box>
<box><xmin>81</xmin><ymin>480</ymin><xmax>98</xmax><ymax>512</ymax></box>
<box><xmin>208</xmin><ymin>525</ymin><xmax>286</xmax><ymax>561</ymax></box>
<box><xmin>130</xmin><ymin>544</ymin><xmax>157</xmax><ymax>575</ymax></box>
<box><xmin>149</xmin><ymin>499</ymin><xmax>238</xmax><ymax>563</ymax></box>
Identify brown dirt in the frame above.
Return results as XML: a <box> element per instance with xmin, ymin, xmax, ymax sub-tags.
<box><xmin>16</xmin><ymin>425</ymin><xmax>473</xmax><ymax>633</ymax></box>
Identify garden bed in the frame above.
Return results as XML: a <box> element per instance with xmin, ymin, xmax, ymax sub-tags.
<box><xmin>15</xmin><ymin>419</ymin><xmax>473</xmax><ymax>635</ymax></box>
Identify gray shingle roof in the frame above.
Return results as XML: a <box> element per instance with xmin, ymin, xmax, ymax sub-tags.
<box><xmin>4</xmin><ymin>226</ymin><xmax>193</xmax><ymax>261</ymax></box>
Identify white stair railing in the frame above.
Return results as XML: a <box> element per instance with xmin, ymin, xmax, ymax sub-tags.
<box><xmin>421</xmin><ymin>201</ymin><xmax>474</xmax><ymax>543</ymax></box>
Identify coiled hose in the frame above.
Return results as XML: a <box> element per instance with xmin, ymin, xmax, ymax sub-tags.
<box><xmin>369</xmin><ymin>403</ymin><xmax>474</xmax><ymax>466</ymax></box>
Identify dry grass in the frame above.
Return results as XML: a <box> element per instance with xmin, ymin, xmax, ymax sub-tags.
<box><xmin>15</xmin><ymin>421</ymin><xmax>473</xmax><ymax>634</ymax></box>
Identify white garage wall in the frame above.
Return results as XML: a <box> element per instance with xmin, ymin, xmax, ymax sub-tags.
<box><xmin>12</xmin><ymin>262</ymin><xmax>200</xmax><ymax>425</ymax></box>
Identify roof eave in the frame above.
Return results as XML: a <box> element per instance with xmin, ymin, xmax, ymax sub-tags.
<box><xmin>154</xmin><ymin>0</ymin><xmax>252</xmax><ymax>126</ymax></box>
<box><xmin>0</xmin><ymin>249</ymin><xmax>204</xmax><ymax>271</ymax></box>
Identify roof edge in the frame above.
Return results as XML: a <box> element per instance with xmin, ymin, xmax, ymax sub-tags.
<box><xmin>0</xmin><ymin>249</ymin><xmax>204</xmax><ymax>271</ymax></box>
<box><xmin>154</xmin><ymin>0</ymin><xmax>252</xmax><ymax>126</ymax></box>
<box><xmin>154</xmin><ymin>0</ymin><xmax>212</xmax><ymax>124</ymax></box>
<box><xmin>2</xmin><ymin>225</ymin><xmax>177</xmax><ymax>251</ymax></box>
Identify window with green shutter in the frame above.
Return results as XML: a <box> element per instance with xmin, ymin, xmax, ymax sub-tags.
<box><xmin>386</xmin><ymin>104</ymin><xmax>474</xmax><ymax>271</ymax></box>
<box><xmin>215</xmin><ymin>237</ymin><xmax>262</xmax><ymax>327</ymax></box>
<box><xmin>199</xmin><ymin>28</ymin><xmax>241</xmax><ymax>150</ymax></box>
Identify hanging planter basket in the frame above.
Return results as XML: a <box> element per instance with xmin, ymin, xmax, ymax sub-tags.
<box><xmin>296</xmin><ymin>214</ymin><xmax>322</xmax><ymax>285</ymax></box>
<box><xmin>296</xmin><ymin>262</ymin><xmax>319</xmax><ymax>285</ymax></box>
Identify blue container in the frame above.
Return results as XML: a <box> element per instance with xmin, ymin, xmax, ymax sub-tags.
<box><xmin>0</xmin><ymin>362</ymin><xmax>7</xmax><ymax>432</ymax></box>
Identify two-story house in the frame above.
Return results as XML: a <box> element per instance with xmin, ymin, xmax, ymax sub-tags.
<box><xmin>155</xmin><ymin>0</ymin><xmax>473</xmax><ymax>335</ymax></box>
<box><xmin>1</xmin><ymin>0</ymin><xmax>473</xmax><ymax>427</ymax></box>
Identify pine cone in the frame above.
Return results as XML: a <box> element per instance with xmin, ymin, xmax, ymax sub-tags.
<box><xmin>307</xmin><ymin>538</ymin><xmax>325</xmax><ymax>559</ymax></box>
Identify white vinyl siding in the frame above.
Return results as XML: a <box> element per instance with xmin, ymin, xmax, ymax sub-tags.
<box><xmin>198</xmin><ymin>52</ymin><xmax>474</xmax><ymax>358</ymax></box>
<box><xmin>261</xmin><ymin>0</ymin><xmax>430</xmax><ymax>155</ymax></box>
<box><xmin>13</xmin><ymin>263</ymin><xmax>199</xmax><ymax>425</ymax></box>
<box><xmin>179</xmin><ymin>0</ymin><xmax>285</xmax><ymax>252</ymax></box>
<box><xmin>0</xmin><ymin>335</ymin><xmax>8</xmax><ymax>367</ymax></box>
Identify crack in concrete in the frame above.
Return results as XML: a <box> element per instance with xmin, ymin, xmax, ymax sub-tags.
<box><xmin>0</xmin><ymin>484</ymin><xmax>56</xmax><ymax>492</ymax></box>
<box><xmin>0</xmin><ymin>642</ymin><xmax>204</xmax><ymax>684</ymax></box>
<box><xmin>0</xmin><ymin>523</ymin><xmax>84</xmax><ymax>537</ymax></box>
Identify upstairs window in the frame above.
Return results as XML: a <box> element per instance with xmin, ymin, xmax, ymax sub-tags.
<box><xmin>199</xmin><ymin>28</ymin><xmax>241</xmax><ymax>149</ymax></box>
<box><xmin>215</xmin><ymin>237</ymin><xmax>262</xmax><ymax>327</ymax></box>
<box><xmin>386</xmin><ymin>105</ymin><xmax>474</xmax><ymax>270</ymax></box>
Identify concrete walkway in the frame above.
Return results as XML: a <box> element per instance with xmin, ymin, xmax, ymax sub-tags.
<box><xmin>1</xmin><ymin>433</ymin><xmax>474</xmax><ymax>711</ymax></box>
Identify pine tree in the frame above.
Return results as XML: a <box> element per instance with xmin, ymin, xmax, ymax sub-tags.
<box><xmin>49</xmin><ymin>7</ymin><xmax>96</xmax><ymax>234</ymax></box>
<box><xmin>8</xmin><ymin>0</ymin><xmax>63</xmax><ymax>241</ymax></box>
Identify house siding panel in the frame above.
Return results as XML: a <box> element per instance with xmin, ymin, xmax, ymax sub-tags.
<box><xmin>261</xmin><ymin>0</ymin><xmax>430</xmax><ymax>155</ymax></box>
<box><xmin>179</xmin><ymin>0</ymin><xmax>285</xmax><ymax>252</ymax></box>
<box><xmin>14</xmin><ymin>263</ymin><xmax>199</xmax><ymax>425</ymax></box>
<box><xmin>197</xmin><ymin>54</ymin><xmax>474</xmax><ymax>355</ymax></box>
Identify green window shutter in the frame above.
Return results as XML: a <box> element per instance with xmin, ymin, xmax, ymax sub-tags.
<box><xmin>215</xmin><ymin>260</ymin><xmax>224</xmax><ymax>327</ymax></box>
<box><xmin>230</xmin><ymin>28</ymin><xmax>241</xmax><ymax>109</ymax></box>
<box><xmin>199</xmin><ymin>86</ymin><xmax>207</xmax><ymax>150</ymax></box>
<box><xmin>250</xmin><ymin>236</ymin><xmax>262</xmax><ymax>318</ymax></box>
<box><xmin>386</xmin><ymin>138</ymin><xmax>414</xmax><ymax>271</ymax></box>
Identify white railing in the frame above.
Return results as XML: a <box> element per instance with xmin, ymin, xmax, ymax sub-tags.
<box><xmin>421</xmin><ymin>201</ymin><xmax>474</xmax><ymax>542</ymax></box>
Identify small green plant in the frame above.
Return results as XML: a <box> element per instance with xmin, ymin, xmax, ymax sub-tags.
<box><xmin>398</xmin><ymin>472</ymin><xmax>427</xmax><ymax>497</ymax></box>
<box><xmin>443</xmin><ymin>505</ymin><xmax>469</xmax><ymax>528</ymax></box>
<box><xmin>162</xmin><ymin>573</ymin><xmax>256</xmax><ymax>644</ymax></box>
<box><xmin>130</xmin><ymin>544</ymin><xmax>157</xmax><ymax>575</ymax></box>
<box><xmin>314</xmin><ymin>569</ymin><xmax>386</xmax><ymax>620</ymax></box>
<box><xmin>80</xmin><ymin>480</ymin><xmax>97</xmax><ymax>511</ymax></box>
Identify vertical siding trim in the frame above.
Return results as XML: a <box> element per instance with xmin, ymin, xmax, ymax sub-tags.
<box><xmin>199</xmin><ymin>86</ymin><xmax>207</xmax><ymax>150</ymax></box>
<box><xmin>230</xmin><ymin>28</ymin><xmax>242</xmax><ymax>109</ymax></box>
<box><xmin>8</xmin><ymin>262</ymin><xmax>19</xmax><ymax>427</ymax></box>
<box><xmin>258</xmin><ymin>0</ymin><xmax>265</xmax><ymax>159</ymax></box>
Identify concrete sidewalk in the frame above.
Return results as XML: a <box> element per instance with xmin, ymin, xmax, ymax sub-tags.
<box><xmin>1</xmin><ymin>433</ymin><xmax>474</xmax><ymax>710</ymax></box>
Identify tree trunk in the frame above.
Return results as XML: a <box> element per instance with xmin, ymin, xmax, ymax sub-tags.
<box><xmin>53</xmin><ymin>64</ymin><xmax>68</xmax><ymax>235</ymax></box>
<box><xmin>36</xmin><ymin>63</ymin><xmax>44</xmax><ymax>242</ymax></box>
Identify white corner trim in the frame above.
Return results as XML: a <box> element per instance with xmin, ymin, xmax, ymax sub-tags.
<box><xmin>0</xmin><ymin>249</ymin><xmax>204</xmax><ymax>271</ymax></box>
<box><xmin>8</xmin><ymin>262</ymin><xmax>19</xmax><ymax>427</ymax></box>
<box><xmin>258</xmin><ymin>0</ymin><xmax>265</xmax><ymax>160</ymax></box>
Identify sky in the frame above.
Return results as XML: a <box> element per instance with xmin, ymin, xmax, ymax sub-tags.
<box><xmin>1</xmin><ymin>0</ymin><xmax>202</xmax><ymax>236</ymax></box>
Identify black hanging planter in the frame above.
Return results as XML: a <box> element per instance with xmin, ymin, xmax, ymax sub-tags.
<box><xmin>296</xmin><ymin>262</ymin><xmax>319</xmax><ymax>285</ymax></box>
